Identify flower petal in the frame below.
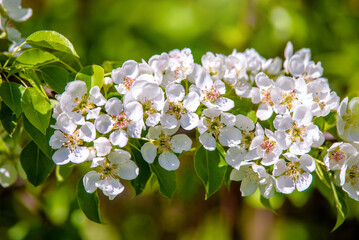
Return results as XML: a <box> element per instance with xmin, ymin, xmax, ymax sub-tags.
<box><xmin>159</xmin><ymin>151</ymin><xmax>180</xmax><ymax>171</ymax></box>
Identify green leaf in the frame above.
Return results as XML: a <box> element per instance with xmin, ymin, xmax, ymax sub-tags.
<box><xmin>40</xmin><ymin>66</ymin><xmax>69</xmax><ymax>94</ymax></box>
<box><xmin>194</xmin><ymin>146</ymin><xmax>227</xmax><ymax>199</ymax></box>
<box><xmin>15</xmin><ymin>49</ymin><xmax>58</xmax><ymax>67</ymax></box>
<box><xmin>75</xmin><ymin>65</ymin><xmax>104</xmax><ymax>90</ymax></box>
<box><xmin>129</xmin><ymin>140</ymin><xmax>151</xmax><ymax>196</ymax></box>
<box><xmin>77</xmin><ymin>178</ymin><xmax>102</xmax><ymax>224</ymax></box>
<box><xmin>20</xmin><ymin>141</ymin><xmax>54</xmax><ymax>186</ymax></box>
<box><xmin>55</xmin><ymin>165</ymin><xmax>74</xmax><ymax>182</ymax></box>
<box><xmin>0</xmin><ymin>102</ymin><xmax>17</xmax><ymax>135</ymax></box>
<box><xmin>0</xmin><ymin>82</ymin><xmax>22</xmax><ymax>118</ymax></box>
<box><xmin>331</xmin><ymin>179</ymin><xmax>347</xmax><ymax>232</ymax></box>
<box><xmin>21</xmin><ymin>69</ymin><xmax>47</xmax><ymax>97</ymax></box>
<box><xmin>149</xmin><ymin>159</ymin><xmax>176</xmax><ymax>200</ymax></box>
<box><xmin>21</xmin><ymin>87</ymin><xmax>52</xmax><ymax>135</ymax></box>
<box><xmin>26</xmin><ymin>30</ymin><xmax>79</xmax><ymax>58</ymax></box>
<box><xmin>23</xmin><ymin>116</ymin><xmax>53</xmax><ymax>158</ymax></box>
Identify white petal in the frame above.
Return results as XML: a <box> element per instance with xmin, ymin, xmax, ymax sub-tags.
<box><xmin>199</xmin><ymin>132</ymin><xmax>217</xmax><ymax>151</ymax></box>
<box><xmin>276</xmin><ymin>175</ymin><xmax>295</xmax><ymax>194</ymax></box>
<box><xmin>125</xmin><ymin>101</ymin><xmax>143</xmax><ymax>121</ymax></box>
<box><xmin>166</xmin><ymin>83</ymin><xmax>185</xmax><ymax>102</ymax></box>
<box><xmin>256</xmin><ymin>103</ymin><xmax>273</xmax><ymax>121</ymax></box>
<box><xmin>170</xmin><ymin>134</ymin><xmax>192</xmax><ymax>153</ymax></box>
<box><xmin>183</xmin><ymin>92</ymin><xmax>200</xmax><ymax>112</ymax></box>
<box><xmin>218</xmin><ymin>127</ymin><xmax>242</xmax><ymax>147</ymax></box>
<box><xmin>255</xmin><ymin>73</ymin><xmax>271</xmax><ymax>88</ymax></box>
<box><xmin>54</xmin><ymin>112</ymin><xmax>77</xmax><ymax>134</ymax></box>
<box><xmin>116</xmin><ymin>160</ymin><xmax>139</xmax><ymax>180</ymax></box>
<box><xmin>94</xmin><ymin>114</ymin><xmax>113</xmax><ymax>134</ymax></box>
<box><xmin>240</xmin><ymin>177</ymin><xmax>258</xmax><ymax>197</ymax></box>
<box><xmin>180</xmin><ymin>112</ymin><xmax>199</xmax><ymax>130</ymax></box>
<box><xmin>94</xmin><ymin>137</ymin><xmax>112</xmax><ymax>156</ymax></box>
<box><xmin>109</xmin><ymin>129</ymin><xmax>128</xmax><ymax>148</ymax></box>
<box><xmin>236</xmin><ymin>114</ymin><xmax>255</xmax><ymax>131</ymax></box>
<box><xmin>127</xmin><ymin>121</ymin><xmax>144</xmax><ymax>138</ymax></box>
<box><xmin>160</xmin><ymin>114</ymin><xmax>178</xmax><ymax>129</ymax></box>
<box><xmin>273</xmin><ymin>159</ymin><xmax>287</xmax><ymax>176</ymax></box>
<box><xmin>288</xmin><ymin>55</ymin><xmax>305</xmax><ymax>76</ymax></box>
<box><xmin>105</xmin><ymin>98</ymin><xmax>123</xmax><ymax>115</ymax></box>
<box><xmin>3</xmin><ymin>0</ymin><xmax>32</xmax><ymax>22</ymax></box>
<box><xmin>299</xmin><ymin>154</ymin><xmax>315</xmax><ymax>172</ymax></box>
<box><xmin>146</xmin><ymin>113</ymin><xmax>161</xmax><ymax>127</ymax></box>
<box><xmin>49</xmin><ymin>131</ymin><xmax>66</xmax><ymax>149</ymax></box>
<box><xmin>275</xmin><ymin>76</ymin><xmax>295</xmax><ymax>91</ymax></box>
<box><xmin>159</xmin><ymin>151</ymin><xmax>180</xmax><ymax>171</ymax></box>
<box><xmin>141</xmin><ymin>142</ymin><xmax>158</xmax><ymax>163</ymax></box>
<box><xmin>79</xmin><ymin>122</ymin><xmax>96</xmax><ymax>142</ymax></box>
<box><xmin>214</xmin><ymin>97</ymin><xmax>234</xmax><ymax>111</ymax></box>
<box><xmin>71</xmin><ymin>146</ymin><xmax>89</xmax><ymax>164</ymax></box>
<box><xmin>64</xmin><ymin>80</ymin><xmax>87</xmax><ymax>99</ymax></box>
<box><xmin>296</xmin><ymin>172</ymin><xmax>313</xmax><ymax>192</ymax></box>
<box><xmin>89</xmin><ymin>86</ymin><xmax>106</xmax><ymax>106</ymax></box>
<box><xmin>83</xmin><ymin>171</ymin><xmax>100</xmax><ymax>193</ymax></box>
<box><xmin>225</xmin><ymin>147</ymin><xmax>246</xmax><ymax>169</ymax></box>
<box><xmin>52</xmin><ymin>147</ymin><xmax>71</xmax><ymax>165</ymax></box>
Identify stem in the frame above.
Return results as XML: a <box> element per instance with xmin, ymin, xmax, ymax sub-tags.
<box><xmin>104</xmin><ymin>72</ymin><xmax>111</xmax><ymax>77</ymax></box>
<box><xmin>59</xmin><ymin>60</ymin><xmax>77</xmax><ymax>73</ymax></box>
<box><xmin>3</xmin><ymin>41</ymin><xmax>27</xmax><ymax>69</ymax></box>
<box><xmin>314</xmin><ymin>158</ymin><xmax>326</xmax><ymax>167</ymax></box>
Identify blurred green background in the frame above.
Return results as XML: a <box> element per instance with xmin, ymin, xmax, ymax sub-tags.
<box><xmin>1</xmin><ymin>0</ymin><xmax>359</xmax><ymax>239</ymax></box>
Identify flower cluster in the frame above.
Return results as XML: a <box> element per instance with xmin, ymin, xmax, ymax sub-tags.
<box><xmin>48</xmin><ymin>42</ymin><xmax>359</xmax><ymax>202</ymax></box>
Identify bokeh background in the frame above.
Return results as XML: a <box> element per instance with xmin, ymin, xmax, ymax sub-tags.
<box><xmin>1</xmin><ymin>0</ymin><xmax>359</xmax><ymax>239</ymax></box>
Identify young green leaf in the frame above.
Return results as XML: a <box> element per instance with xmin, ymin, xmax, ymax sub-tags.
<box><xmin>23</xmin><ymin>116</ymin><xmax>53</xmax><ymax>158</ymax></box>
<box><xmin>149</xmin><ymin>159</ymin><xmax>176</xmax><ymax>200</ymax></box>
<box><xmin>40</xmin><ymin>66</ymin><xmax>69</xmax><ymax>94</ymax></box>
<box><xmin>21</xmin><ymin>87</ymin><xmax>52</xmax><ymax>135</ymax></box>
<box><xmin>75</xmin><ymin>65</ymin><xmax>104</xmax><ymax>90</ymax></box>
<box><xmin>331</xmin><ymin>180</ymin><xmax>348</xmax><ymax>232</ymax></box>
<box><xmin>20</xmin><ymin>141</ymin><xmax>54</xmax><ymax>186</ymax></box>
<box><xmin>194</xmin><ymin>146</ymin><xmax>227</xmax><ymax>199</ymax></box>
<box><xmin>77</xmin><ymin>178</ymin><xmax>103</xmax><ymax>224</ymax></box>
<box><xmin>0</xmin><ymin>82</ymin><xmax>22</xmax><ymax>118</ymax></box>
<box><xmin>129</xmin><ymin>140</ymin><xmax>151</xmax><ymax>196</ymax></box>
<box><xmin>26</xmin><ymin>30</ymin><xmax>79</xmax><ymax>58</ymax></box>
<box><xmin>15</xmin><ymin>48</ymin><xmax>58</xmax><ymax>67</ymax></box>
<box><xmin>260</xmin><ymin>195</ymin><xmax>277</xmax><ymax>214</ymax></box>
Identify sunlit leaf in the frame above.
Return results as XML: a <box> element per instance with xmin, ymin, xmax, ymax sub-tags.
<box><xmin>75</xmin><ymin>65</ymin><xmax>104</xmax><ymax>90</ymax></box>
<box><xmin>15</xmin><ymin>49</ymin><xmax>58</xmax><ymax>67</ymax></box>
<box><xmin>26</xmin><ymin>30</ymin><xmax>79</xmax><ymax>58</ymax></box>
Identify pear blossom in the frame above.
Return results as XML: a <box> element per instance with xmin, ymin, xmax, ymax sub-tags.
<box><xmin>161</xmin><ymin>48</ymin><xmax>194</xmax><ymax>87</ymax></box>
<box><xmin>251</xmin><ymin>73</ymin><xmax>278</xmax><ymax>120</ymax></box>
<box><xmin>141</xmin><ymin>126</ymin><xmax>192</xmax><ymax>171</ymax></box>
<box><xmin>160</xmin><ymin>83</ymin><xmax>200</xmax><ymax>130</ymax></box>
<box><xmin>59</xmin><ymin>81</ymin><xmax>106</xmax><ymax>124</ymax></box>
<box><xmin>0</xmin><ymin>0</ymin><xmax>32</xmax><ymax>22</ymax></box>
<box><xmin>338</xmin><ymin>154</ymin><xmax>359</xmax><ymax>201</ymax></box>
<box><xmin>274</xmin><ymin>105</ymin><xmax>322</xmax><ymax>154</ymax></box>
<box><xmin>197</xmin><ymin>109</ymin><xmax>242</xmax><ymax>151</ymax></box>
<box><xmin>111</xmin><ymin>60</ymin><xmax>140</xmax><ymax>94</ymax></box>
<box><xmin>230</xmin><ymin>162</ymin><xmax>275</xmax><ymax>199</ymax></box>
<box><xmin>83</xmin><ymin>149</ymin><xmax>139</xmax><ymax>200</ymax></box>
<box><xmin>201</xmin><ymin>52</ymin><xmax>225</xmax><ymax>81</ymax></box>
<box><xmin>337</xmin><ymin>97</ymin><xmax>359</xmax><ymax>142</ymax></box>
<box><xmin>190</xmin><ymin>69</ymin><xmax>234</xmax><ymax>111</ymax></box>
<box><xmin>273</xmin><ymin>153</ymin><xmax>316</xmax><ymax>194</ymax></box>
<box><xmin>250</xmin><ymin>123</ymin><xmax>282</xmax><ymax>166</ymax></box>
<box><xmin>123</xmin><ymin>79</ymin><xmax>164</xmax><ymax>127</ymax></box>
<box><xmin>50</xmin><ymin>115</ymin><xmax>96</xmax><ymax>165</ymax></box>
<box><xmin>324</xmin><ymin>142</ymin><xmax>357</xmax><ymax>171</ymax></box>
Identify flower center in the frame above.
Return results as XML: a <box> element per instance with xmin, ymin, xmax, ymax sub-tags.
<box><xmin>63</xmin><ymin>130</ymin><xmax>83</xmax><ymax>152</ymax></box>
<box><xmin>285</xmin><ymin>161</ymin><xmax>305</xmax><ymax>181</ymax></box>
<box><xmin>286</xmin><ymin>122</ymin><xmax>306</xmax><ymax>142</ymax></box>
<box><xmin>141</xmin><ymin>99</ymin><xmax>157</xmax><ymax>119</ymax></box>
<box><xmin>206</xmin><ymin>116</ymin><xmax>224</xmax><ymax>138</ymax></box>
<box><xmin>73</xmin><ymin>94</ymin><xmax>95</xmax><ymax>115</ymax></box>
<box><xmin>260</xmin><ymin>137</ymin><xmax>276</xmax><ymax>154</ymax></box>
<box><xmin>313</xmin><ymin>96</ymin><xmax>326</xmax><ymax>110</ymax></box>
<box><xmin>124</xmin><ymin>77</ymin><xmax>135</xmax><ymax>90</ymax></box>
<box><xmin>346</xmin><ymin>163</ymin><xmax>359</xmax><ymax>186</ymax></box>
<box><xmin>97</xmin><ymin>161</ymin><xmax>119</xmax><ymax>180</ymax></box>
<box><xmin>329</xmin><ymin>147</ymin><xmax>345</xmax><ymax>163</ymax></box>
<box><xmin>154</xmin><ymin>134</ymin><xmax>172</xmax><ymax>153</ymax></box>
<box><xmin>167</xmin><ymin>101</ymin><xmax>186</xmax><ymax>120</ymax></box>
<box><xmin>260</xmin><ymin>88</ymin><xmax>272</xmax><ymax>104</ymax></box>
<box><xmin>203</xmin><ymin>86</ymin><xmax>220</xmax><ymax>104</ymax></box>
<box><xmin>281</xmin><ymin>92</ymin><xmax>296</xmax><ymax>110</ymax></box>
<box><xmin>241</xmin><ymin>131</ymin><xmax>255</xmax><ymax>150</ymax></box>
<box><xmin>113</xmin><ymin>112</ymin><xmax>131</xmax><ymax>130</ymax></box>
